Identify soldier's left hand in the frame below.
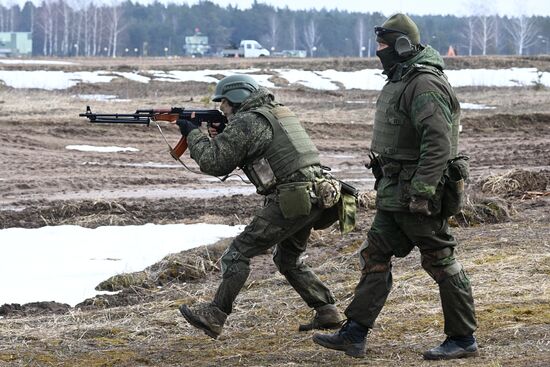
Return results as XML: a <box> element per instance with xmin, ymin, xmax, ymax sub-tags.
<box><xmin>208</xmin><ymin>122</ymin><xmax>222</xmax><ymax>138</ymax></box>
<box><xmin>409</xmin><ymin>196</ymin><xmax>432</xmax><ymax>216</ymax></box>
<box><xmin>176</xmin><ymin>119</ymin><xmax>199</xmax><ymax>137</ymax></box>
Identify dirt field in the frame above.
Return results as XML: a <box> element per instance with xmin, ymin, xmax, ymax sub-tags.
<box><xmin>0</xmin><ymin>56</ymin><xmax>549</xmax><ymax>366</ymax></box>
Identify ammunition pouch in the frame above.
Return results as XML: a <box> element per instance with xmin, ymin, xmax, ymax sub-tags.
<box><xmin>245</xmin><ymin>157</ymin><xmax>277</xmax><ymax>194</ymax></box>
<box><xmin>441</xmin><ymin>156</ymin><xmax>470</xmax><ymax>217</ymax></box>
<box><xmin>338</xmin><ymin>190</ymin><xmax>357</xmax><ymax>234</ymax></box>
<box><xmin>312</xmin><ymin>180</ymin><xmax>357</xmax><ymax>233</ymax></box>
<box><xmin>313</xmin><ymin>177</ymin><xmax>341</xmax><ymax>209</ymax></box>
<box><xmin>277</xmin><ymin>182</ymin><xmax>312</xmax><ymax>219</ymax></box>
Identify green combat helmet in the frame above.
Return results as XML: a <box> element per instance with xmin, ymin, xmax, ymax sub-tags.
<box><xmin>212</xmin><ymin>74</ymin><xmax>259</xmax><ymax>104</ymax></box>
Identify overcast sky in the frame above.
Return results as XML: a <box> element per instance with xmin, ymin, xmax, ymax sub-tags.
<box><xmin>7</xmin><ymin>0</ymin><xmax>550</xmax><ymax>16</ymax></box>
<box><xmin>136</xmin><ymin>0</ymin><xmax>546</xmax><ymax>16</ymax></box>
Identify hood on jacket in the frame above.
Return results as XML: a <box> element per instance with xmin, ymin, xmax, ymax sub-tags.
<box><xmin>387</xmin><ymin>45</ymin><xmax>445</xmax><ymax>81</ymax></box>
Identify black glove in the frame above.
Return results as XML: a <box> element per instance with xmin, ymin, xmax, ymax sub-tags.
<box><xmin>176</xmin><ymin>119</ymin><xmax>199</xmax><ymax>137</ymax></box>
<box><xmin>409</xmin><ymin>196</ymin><xmax>432</xmax><ymax>216</ymax></box>
<box><xmin>206</xmin><ymin>121</ymin><xmax>226</xmax><ymax>138</ymax></box>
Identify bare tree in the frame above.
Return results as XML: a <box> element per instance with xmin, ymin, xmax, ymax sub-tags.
<box><xmin>267</xmin><ymin>12</ymin><xmax>278</xmax><ymax>51</ymax></box>
<box><xmin>91</xmin><ymin>4</ymin><xmax>99</xmax><ymax>55</ymax></box>
<box><xmin>108</xmin><ymin>4</ymin><xmax>125</xmax><ymax>57</ymax></box>
<box><xmin>303</xmin><ymin>18</ymin><xmax>320</xmax><ymax>57</ymax></box>
<box><xmin>475</xmin><ymin>15</ymin><xmax>495</xmax><ymax>55</ymax></box>
<box><xmin>356</xmin><ymin>16</ymin><xmax>365</xmax><ymax>57</ymax></box>
<box><xmin>461</xmin><ymin>17</ymin><xmax>475</xmax><ymax>56</ymax></box>
<box><xmin>289</xmin><ymin>17</ymin><xmax>297</xmax><ymax>50</ymax></box>
<box><xmin>505</xmin><ymin>15</ymin><xmax>539</xmax><ymax>55</ymax></box>
<box><xmin>60</xmin><ymin>0</ymin><xmax>71</xmax><ymax>56</ymax></box>
<box><xmin>36</xmin><ymin>0</ymin><xmax>55</xmax><ymax>55</ymax></box>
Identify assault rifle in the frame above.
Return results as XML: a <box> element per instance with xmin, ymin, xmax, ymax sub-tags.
<box><xmin>79</xmin><ymin>106</ymin><xmax>227</xmax><ymax>159</ymax></box>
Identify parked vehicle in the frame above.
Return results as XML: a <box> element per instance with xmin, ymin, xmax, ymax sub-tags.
<box><xmin>222</xmin><ymin>40</ymin><xmax>270</xmax><ymax>58</ymax></box>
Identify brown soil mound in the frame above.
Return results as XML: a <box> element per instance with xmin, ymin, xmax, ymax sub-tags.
<box><xmin>461</xmin><ymin>113</ymin><xmax>550</xmax><ymax>132</ymax></box>
<box><xmin>0</xmin><ymin>302</ymin><xmax>70</xmax><ymax>318</ymax></box>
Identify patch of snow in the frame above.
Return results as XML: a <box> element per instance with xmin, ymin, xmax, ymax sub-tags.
<box><xmin>318</xmin><ymin>69</ymin><xmax>387</xmax><ymax>90</ymax></box>
<box><xmin>0</xmin><ymin>67</ymin><xmax>548</xmax><ymax>91</ymax></box>
<box><xmin>66</xmin><ymin>145</ymin><xmax>139</xmax><ymax>153</ymax></box>
<box><xmin>0</xmin><ymin>223</ymin><xmax>244</xmax><ymax>306</ymax></box>
<box><xmin>0</xmin><ymin>70</ymin><xmax>115</xmax><ymax>90</ymax></box>
<box><xmin>276</xmin><ymin>69</ymin><xmax>340</xmax><ymax>90</ymax></box>
<box><xmin>113</xmin><ymin>71</ymin><xmax>150</xmax><ymax>83</ymax></box>
<box><xmin>73</xmin><ymin>94</ymin><xmax>131</xmax><ymax>102</ymax></box>
<box><xmin>0</xmin><ymin>59</ymin><xmax>77</xmax><ymax>65</ymax></box>
<box><xmin>460</xmin><ymin>102</ymin><xmax>496</xmax><ymax>110</ymax></box>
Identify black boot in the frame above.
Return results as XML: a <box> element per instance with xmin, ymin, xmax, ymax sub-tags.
<box><xmin>423</xmin><ymin>336</ymin><xmax>479</xmax><ymax>360</ymax></box>
<box><xmin>312</xmin><ymin>319</ymin><xmax>368</xmax><ymax>358</ymax></box>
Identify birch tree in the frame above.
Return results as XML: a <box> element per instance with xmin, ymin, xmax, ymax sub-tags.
<box><xmin>267</xmin><ymin>12</ymin><xmax>278</xmax><ymax>51</ymax></box>
<box><xmin>108</xmin><ymin>4</ymin><xmax>125</xmax><ymax>57</ymax></box>
<box><xmin>37</xmin><ymin>0</ymin><xmax>55</xmax><ymax>55</ymax></box>
<box><xmin>474</xmin><ymin>13</ymin><xmax>496</xmax><ymax>55</ymax></box>
<box><xmin>289</xmin><ymin>17</ymin><xmax>297</xmax><ymax>50</ymax></box>
<box><xmin>462</xmin><ymin>17</ymin><xmax>475</xmax><ymax>56</ymax></box>
<box><xmin>303</xmin><ymin>18</ymin><xmax>320</xmax><ymax>57</ymax></box>
<box><xmin>60</xmin><ymin>0</ymin><xmax>71</xmax><ymax>56</ymax></box>
<box><xmin>505</xmin><ymin>15</ymin><xmax>539</xmax><ymax>55</ymax></box>
<box><xmin>356</xmin><ymin>16</ymin><xmax>365</xmax><ymax>57</ymax></box>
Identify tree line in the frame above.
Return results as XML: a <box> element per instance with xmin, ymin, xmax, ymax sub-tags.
<box><xmin>0</xmin><ymin>0</ymin><xmax>549</xmax><ymax>57</ymax></box>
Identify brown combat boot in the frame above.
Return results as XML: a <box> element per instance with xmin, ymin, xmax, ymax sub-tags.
<box><xmin>299</xmin><ymin>304</ymin><xmax>342</xmax><ymax>332</ymax></box>
<box><xmin>179</xmin><ymin>303</ymin><xmax>228</xmax><ymax>339</ymax></box>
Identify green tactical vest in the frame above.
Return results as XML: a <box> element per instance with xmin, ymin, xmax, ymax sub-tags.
<box><xmin>242</xmin><ymin>102</ymin><xmax>320</xmax><ymax>193</ymax></box>
<box><xmin>371</xmin><ymin>65</ymin><xmax>460</xmax><ymax>161</ymax></box>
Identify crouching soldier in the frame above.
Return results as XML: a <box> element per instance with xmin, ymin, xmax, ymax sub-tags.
<box><xmin>177</xmin><ymin>74</ymin><xmax>355</xmax><ymax>339</ymax></box>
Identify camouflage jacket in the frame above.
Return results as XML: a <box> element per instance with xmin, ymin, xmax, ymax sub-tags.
<box><xmin>375</xmin><ymin>46</ymin><xmax>460</xmax><ymax>211</ymax></box>
<box><xmin>187</xmin><ymin>87</ymin><xmax>320</xmax><ymax>185</ymax></box>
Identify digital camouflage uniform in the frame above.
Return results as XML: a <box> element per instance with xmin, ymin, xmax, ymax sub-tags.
<box><xmin>344</xmin><ymin>45</ymin><xmax>477</xmax><ymax>338</ymax></box>
<box><xmin>185</xmin><ymin>87</ymin><xmax>338</xmax><ymax>323</ymax></box>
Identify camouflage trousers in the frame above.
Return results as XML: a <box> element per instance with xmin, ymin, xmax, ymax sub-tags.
<box><xmin>212</xmin><ymin>195</ymin><xmax>337</xmax><ymax>314</ymax></box>
<box><xmin>345</xmin><ymin>209</ymin><xmax>477</xmax><ymax>337</ymax></box>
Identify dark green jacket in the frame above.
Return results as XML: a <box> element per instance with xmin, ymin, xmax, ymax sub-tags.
<box><xmin>374</xmin><ymin>46</ymin><xmax>460</xmax><ymax>211</ymax></box>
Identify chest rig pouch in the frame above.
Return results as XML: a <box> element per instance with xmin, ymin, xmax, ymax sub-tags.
<box><xmin>372</xmin><ymin>65</ymin><xmax>457</xmax><ymax>161</ymax></box>
<box><xmin>242</xmin><ymin>102</ymin><xmax>320</xmax><ymax>195</ymax></box>
<box><xmin>247</xmin><ymin>157</ymin><xmax>277</xmax><ymax>192</ymax></box>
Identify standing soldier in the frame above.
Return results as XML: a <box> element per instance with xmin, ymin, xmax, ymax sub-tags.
<box><xmin>177</xmin><ymin>74</ymin><xmax>346</xmax><ymax>339</ymax></box>
<box><xmin>312</xmin><ymin>13</ymin><xmax>478</xmax><ymax>360</ymax></box>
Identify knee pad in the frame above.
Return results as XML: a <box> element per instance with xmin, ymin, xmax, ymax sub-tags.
<box><xmin>220</xmin><ymin>244</ymin><xmax>251</xmax><ymax>279</ymax></box>
<box><xmin>421</xmin><ymin>247</ymin><xmax>462</xmax><ymax>284</ymax></box>
<box><xmin>359</xmin><ymin>233</ymin><xmax>392</xmax><ymax>274</ymax></box>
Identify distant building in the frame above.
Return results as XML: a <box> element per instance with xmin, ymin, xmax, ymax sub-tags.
<box><xmin>184</xmin><ymin>28</ymin><xmax>210</xmax><ymax>57</ymax></box>
<box><xmin>0</xmin><ymin>32</ymin><xmax>32</xmax><ymax>57</ymax></box>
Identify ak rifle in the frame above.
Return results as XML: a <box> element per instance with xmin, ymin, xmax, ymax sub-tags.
<box><xmin>79</xmin><ymin>105</ymin><xmax>227</xmax><ymax>159</ymax></box>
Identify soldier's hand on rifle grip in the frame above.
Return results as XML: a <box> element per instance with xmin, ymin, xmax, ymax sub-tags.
<box><xmin>207</xmin><ymin>122</ymin><xmax>223</xmax><ymax>138</ymax></box>
<box><xmin>176</xmin><ymin>119</ymin><xmax>199</xmax><ymax>137</ymax></box>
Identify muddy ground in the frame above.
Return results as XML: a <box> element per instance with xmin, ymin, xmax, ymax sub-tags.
<box><xmin>0</xmin><ymin>56</ymin><xmax>549</xmax><ymax>366</ymax></box>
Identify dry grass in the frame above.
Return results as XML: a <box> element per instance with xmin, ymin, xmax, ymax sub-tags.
<box><xmin>1</xmin><ymin>212</ymin><xmax>549</xmax><ymax>366</ymax></box>
<box><xmin>1</xmin><ymin>55</ymin><xmax>550</xmax><ymax>366</ymax></box>
<box><xmin>479</xmin><ymin>170</ymin><xmax>548</xmax><ymax>196</ymax></box>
